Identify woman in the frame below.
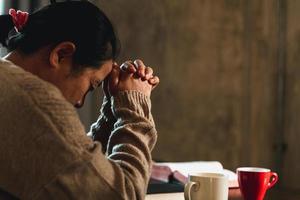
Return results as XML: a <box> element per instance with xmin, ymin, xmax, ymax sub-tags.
<box><xmin>0</xmin><ymin>1</ymin><xmax>159</xmax><ymax>199</ymax></box>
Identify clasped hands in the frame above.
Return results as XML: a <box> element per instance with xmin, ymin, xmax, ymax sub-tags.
<box><xmin>103</xmin><ymin>59</ymin><xmax>159</xmax><ymax>98</ymax></box>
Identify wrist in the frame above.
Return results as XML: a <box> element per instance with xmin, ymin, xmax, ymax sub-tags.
<box><xmin>111</xmin><ymin>90</ymin><xmax>154</xmax><ymax>124</ymax></box>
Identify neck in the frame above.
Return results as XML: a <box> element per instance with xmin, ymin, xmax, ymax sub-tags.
<box><xmin>4</xmin><ymin>49</ymin><xmax>52</xmax><ymax>80</ymax></box>
<box><xmin>4</xmin><ymin>51</ymin><xmax>40</xmax><ymax>75</ymax></box>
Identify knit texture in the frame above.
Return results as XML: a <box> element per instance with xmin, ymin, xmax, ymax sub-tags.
<box><xmin>0</xmin><ymin>58</ymin><xmax>157</xmax><ymax>200</ymax></box>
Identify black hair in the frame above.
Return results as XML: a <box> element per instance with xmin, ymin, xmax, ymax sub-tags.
<box><xmin>0</xmin><ymin>0</ymin><xmax>120</xmax><ymax>70</ymax></box>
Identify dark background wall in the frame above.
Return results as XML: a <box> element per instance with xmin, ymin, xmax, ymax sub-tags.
<box><xmin>283</xmin><ymin>0</ymin><xmax>300</xmax><ymax>192</ymax></box>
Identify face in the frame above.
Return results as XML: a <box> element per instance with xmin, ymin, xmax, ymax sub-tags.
<box><xmin>44</xmin><ymin>42</ymin><xmax>113</xmax><ymax>108</ymax></box>
<box><xmin>56</xmin><ymin>60</ymin><xmax>113</xmax><ymax>108</ymax></box>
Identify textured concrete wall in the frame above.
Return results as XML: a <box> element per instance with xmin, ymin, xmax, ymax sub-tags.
<box><xmin>91</xmin><ymin>0</ymin><xmax>299</xmax><ymax>190</ymax></box>
<box><xmin>95</xmin><ymin>0</ymin><xmax>277</xmax><ymax>165</ymax></box>
<box><xmin>283</xmin><ymin>0</ymin><xmax>300</xmax><ymax>190</ymax></box>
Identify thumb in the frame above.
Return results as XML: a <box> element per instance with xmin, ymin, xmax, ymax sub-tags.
<box><xmin>108</xmin><ymin>65</ymin><xmax>120</xmax><ymax>96</ymax></box>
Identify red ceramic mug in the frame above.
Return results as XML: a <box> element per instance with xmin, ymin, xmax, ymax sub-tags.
<box><xmin>237</xmin><ymin>167</ymin><xmax>278</xmax><ymax>200</ymax></box>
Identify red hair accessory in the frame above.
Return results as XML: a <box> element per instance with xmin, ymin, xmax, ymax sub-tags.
<box><xmin>9</xmin><ymin>8</ymin><xmax>29</xmax><ymax>32</ymax></box>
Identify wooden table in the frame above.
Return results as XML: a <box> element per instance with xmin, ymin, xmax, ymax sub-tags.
<box><xmin>146</xmin><ymin>192</ymin><xmax>184</xmax><ymax>200</ymax></box>
<box><xmin>146</xmin><ymin>188</ymin><xmax>242</xmax><ymax>200</ymax></box>
<box><xmin>146</xmin><ymin>187</ymin><xmax>300</xmax><ymax>200</ymax></box>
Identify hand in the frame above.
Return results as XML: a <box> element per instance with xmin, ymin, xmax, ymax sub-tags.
<box><xmin>120</xmin><ymin>59</ymin><xmax>159</xmax><ymax>89</ymax></box>
<box><xmin>108</xmin><ymin>60</ymin><xmax>159</xmax><ymax>97</ymax></box>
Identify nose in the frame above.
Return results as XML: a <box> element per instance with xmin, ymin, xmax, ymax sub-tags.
<box><xmin>75</xmin><ymin>89</ymin><xmax>90</xmax><ymax>108</ymax></box>
<box><xmin>75</xmin><ymin>101</ymin><xmax>84</xmax><ymax>108</ymax></box>
<box><xmin>75</xmin><ymin>96</ymin><xmax>86</xmax><ymax>108</ymax></box>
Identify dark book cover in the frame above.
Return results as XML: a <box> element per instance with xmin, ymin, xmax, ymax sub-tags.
<box><xmin>147</xmin><ymin>179</ymin><xmax>184</xmax><ymax>194</ymax></box>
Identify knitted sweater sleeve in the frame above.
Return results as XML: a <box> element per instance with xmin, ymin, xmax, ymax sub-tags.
<box><xmin>33</xmin><ymin>91</ymin><xmax>157</xmax><ymax>200</ymax></box>
<box><xmin>88</xmin><ymin>95</ymin><xmax>116</xmax><ymax>154</ymax></box>
<box><xmin>0</xmin><ymin>60</ymin><xmax>157</xmax><ymax>200</ymax></box>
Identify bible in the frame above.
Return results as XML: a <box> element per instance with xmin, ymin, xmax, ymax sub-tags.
<box><xmin>150</xmin><ymin>161</ymin><xmax>239</xmax><ymax>189</ymax></box>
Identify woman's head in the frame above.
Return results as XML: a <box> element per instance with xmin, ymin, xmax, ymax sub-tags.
<box><xmin>0</xmin><ymin>1</ymin><xmax>120</xmax><ymax>107</ymax></box>
<box><xmin>1</xmin><ymin>0</ymin><xmax>119</xmax><ymax>68</ymax></box>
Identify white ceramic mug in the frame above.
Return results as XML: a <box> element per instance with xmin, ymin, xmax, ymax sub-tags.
<box><xmin>184</xmin><ymin>172</ymin><xmax>228</xmax><ymax>200</ymax></box>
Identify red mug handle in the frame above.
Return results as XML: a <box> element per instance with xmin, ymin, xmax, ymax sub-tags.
<box><xmin>268</xmin><ymin>172</ymin><xmax>278</xmax><ymax>189</ymax></box>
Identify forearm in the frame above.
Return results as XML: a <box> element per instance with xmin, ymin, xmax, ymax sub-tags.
<box><xmin>89</xmin><ymin>96</ymin><xmax>116</xmax><ymax>153</ymax></box>
<box><xmin>35</xmin><ymin>91</ymin><xmax>157</xmax><ymax>200</ymax></box>
<box><xmin>107</xmin><ymin>90</ymin><xmax>157</xmax><ymax>199</ymax></box>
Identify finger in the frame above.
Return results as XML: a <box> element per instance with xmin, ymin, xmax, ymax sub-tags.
<box><xmin>127</xmin><ymin>64</ymin><xmax>137</xmax><ymax>73</ymax></box>
<box><xmin>120</xmin><ymin>61</ymin><xmax>136</xmax><ymax>73</ymax></box>
<box><xmin>113</xmin><ymin>61</ymin><xmax>118</xmax><ymax>67</ymax></box>
<box><xmin>134</xmin><ymin>59</ymin><xmax>146</xmax><ymax>78</ymax></box>
<box><xmin>144</xmin><ymin>66</ymin><xmax>154</xmax><ymax>80</ymax></box>
<box><xmin>148</xmin><ymin>76</ymin><xmax>160</xmax><ymax>89</ymax></box>
<box><xmin>120</xmin><ymin>62</ymin><xmax>136</xmax><ymax>81</ymax></box>
<box><xmin>109</xmin><ymin>62</ymin><xmax>119</xmax><ymax>86</ymax></box>
<box><xmin>148</xmin><ymin>76</ymin><xmax>159</xmax><ymax>85</ymax></box>
<box><xmin>108</xmin><ymin>66</ymin><xmax>120</xmax><ymax>95</ymax></box>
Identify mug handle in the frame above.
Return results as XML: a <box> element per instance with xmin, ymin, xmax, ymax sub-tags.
<box><xmin>268</xmin><ymin>172</ymin><xmax>278</xmax><ymax>189</ymax></box>
<box><xmin>184</xmin><ymin>181</ymin><xmax>199</xmax><ymax>200</ymax></box>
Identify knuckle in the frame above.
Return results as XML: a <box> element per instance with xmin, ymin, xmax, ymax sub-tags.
<box><xmin>125</xmin><ymin>61</ymin><xmax>134</xmax><ymax>67</ymax></box>
<box><xmin>138</xmin><ymin>64</ymin><xmax>145</xmax><ymax>69</ymax></box>
<box><xmin>134</xmin><ymin>59</ymin><xmax>145</xmax><ymax>67</ymax></box>
<box><xmin>134</xmin><ymin>59</ymin><xmax>142</xmax><ymax>63</ymax></box>
<box><xmin>146</xmin><ymin>66</ymin><xmax>153</xmax><ymax>71</ymax></box>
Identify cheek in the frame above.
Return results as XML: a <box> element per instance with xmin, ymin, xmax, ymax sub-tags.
<box><xmin>73</xmin><ymin>81</ymin><xmax>91</xmax><ymax>108</ymax></box>
<box><xmin>77</xmin><ymin>81</ymin><xmax>91</xmax><ymax>98</ymax></box>
<box><xmin>69</xmin><ymin>77</ymin><xmax>90</xmax><ymax>99</ymax></box>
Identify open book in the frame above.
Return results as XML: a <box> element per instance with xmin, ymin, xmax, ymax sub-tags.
<box><xmin>150</xmin><ymin>161</ymin><xmax>239</xmax><ymax>188</ymax></box>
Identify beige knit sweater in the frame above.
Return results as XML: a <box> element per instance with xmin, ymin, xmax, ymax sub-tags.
<box><xmin>0</xmin><ymin>58</ymin><xmax>157</xmax><ymax>200</ymax></box>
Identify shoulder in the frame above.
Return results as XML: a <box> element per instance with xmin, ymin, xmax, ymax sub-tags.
<box><xmin>0</xmin><ymin>59</ymin><xmax>102</xmax><ymax>199</ymax></box>
<box><xmin>0</xmin><ymin>58</ymin><xmax>74</xmax><ymax>118</ymax></box>
<box><xmin>0</xmin><ymin>58</ymin><xmax>90</xmax><ymax>150</ymax></box>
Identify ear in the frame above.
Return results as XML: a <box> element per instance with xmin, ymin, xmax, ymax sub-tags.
<box><xmin>49</xmin><ymin>42</ymin><xmax>76</xmax><ymax>69</ymax></box>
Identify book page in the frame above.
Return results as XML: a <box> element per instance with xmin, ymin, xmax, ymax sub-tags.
<box><xmin>223</xmin><ymin>169</ymin><xmax>239</xmax><ymax>188</ymax></box>
<box><xmin>223</xmin><ymin>169</ymin><xmax>238</xmax><ymax>181</ymax></box>
<box><xmin>153</xmin><ymin>161</ymin><xmax>239</xmax><ymax>188</ymax></box>
<box><xmin>154</xmin><ymin>161</ymin><xmax>224</xmax><ymax>177</ymax></box>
